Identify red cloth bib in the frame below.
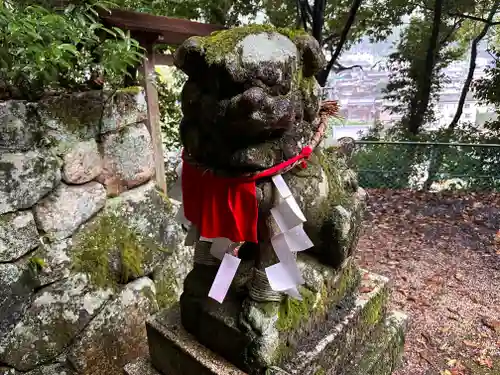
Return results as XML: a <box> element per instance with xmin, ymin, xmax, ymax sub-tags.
<box><xmin>181</xmin><ymin>147</ymin><xmax>312</xmax><ymax>243</ymax></box>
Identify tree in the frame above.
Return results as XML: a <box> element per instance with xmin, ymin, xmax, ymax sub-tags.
<box><xmin>269</xmin><ymin>0</ymin><xmax>414</xmax><ymax>86</ymax></box>
<box><xmin>384</xmin><ymin>14</ymin><xmax>465</xmax><ymax>135</ymax></box>
<box><xmin>112</xmin><ymin>0</ymin><xmax>414</xmax><ymax>86</ymax></box>
<box><xmin>384</xmin><ymin>0</ymin><xmax>500</xmax><ymax>135</ymax></box>
<box><xmin>0</xmin><ymin>0</ymin><xmax>143</xmax><ymax>100</ymax></box>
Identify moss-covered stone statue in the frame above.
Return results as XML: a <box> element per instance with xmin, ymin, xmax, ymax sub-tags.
<box><xmin>172</xmin><ymin>25</ymin><xmax>367</xmax><ymax>374</ymax></box>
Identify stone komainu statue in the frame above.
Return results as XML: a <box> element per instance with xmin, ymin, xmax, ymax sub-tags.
<box><xmin>170</xmin><ymin>26</ymin><xmax>367</xmax><ymax>373</ymax></box>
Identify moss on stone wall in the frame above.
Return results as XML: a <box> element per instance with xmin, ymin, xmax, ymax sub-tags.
<box><xmin>154</xmin><ymin>275</ymin><xmax>178</xmax><ymax>309</ymax></box>
<box><xmin>117</xmin><ymin>86</ymin><xmax>143</xmax><ymax>95</ymax></box>
<box><xmin>361</xmin><ymin>287</ymin><xmax>388</xmax><ymax>327</ymax></box>
<box><xmin>71</xmin><ymin>213</ymin><xmax>144</xmax><ymax>289</ymax></box>
<box><xmin>40</xmin><ymin>92</ymin><xmax>104</xmax><ymax>133</ymax></box>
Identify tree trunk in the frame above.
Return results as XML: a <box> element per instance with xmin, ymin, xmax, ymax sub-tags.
<box><xmin>422</xmin><ymin>1</ymin><xmax>500</xmax><ymax>190</ymax></box>
<box><xmin>406</xmin><ymin>0</ymin><xmax>444</xmax><ymax>135</ymax></box>
<box><xmin>447</xmin><ymin>2</ymin><xmax>500</xmax><ymax>133</ymax></box>
<box><xmin>315</xmin><ymin>0</ymin><xmax>364</xmax><ymax>86</ymax></box>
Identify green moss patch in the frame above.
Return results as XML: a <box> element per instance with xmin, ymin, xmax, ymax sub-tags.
<box><xmin>276</xmin><ymin>259</ymin><xmax>360</xmax><ymax>334</ymax></box>
<box><xmin>71</xmin><ymin>213</ymin><xmax>145</xmax><ymax>289</ymax></box>
<box><xmin>155</xmin><ymin>275</ymin><xmax>178</xmax><ymax>309</ymax></box>
<box><xmin>361</xmin><ymin>288</ymin><xmax>388</xmax><ymax>327</ymax></box>
<box><xmin>39</xmin><ymin>92</ymin><xmax>103</xmax><ymax>134</ymax></box>
<box><xmin>276</xmin><ymin>287</ymin><xmax>316</xmax><ymax>332</ymax></box>
<box><xmin>195</xmin><ymin>24</ymin><xmax>308</xmax><ymax>66</ymax></box>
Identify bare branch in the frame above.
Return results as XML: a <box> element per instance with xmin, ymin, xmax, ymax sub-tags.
<box><xmin>316</xmin><ymin>0</ymin><xmax>364</xmax><ymax>86</ymax></box>
<box><xmin>448</xmin><ymin>11</ymin><xmax>500</xmax><ymax>25</ymax></box>
<box><xmin>409</xmin><ymin>1</ymin><xmax>500</xmax><ymax>25</ymax></box>
<box><xmin>334</xmin><ymin>62</ymin><xmax>364</xmax><ymax>72</ymax></box>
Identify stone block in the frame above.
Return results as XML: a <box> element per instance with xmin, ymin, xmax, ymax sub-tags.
<box><xmin>61</xmin><ymin>139</ymin><xmax>102</xmax><ymax>184</ymax></box>
<box><xmin>0</xmin><ymin>150</ymin><xmax>61</xmax><ymax>214</ymax></box>
<box><xmin>100</xmin><ymin>88</ymin><xmax>147</xmax><ymax>134</ymax></box>
<box><xmin>0</xmin><ymin>274</ymin><xmax>113</xmax><ymax>371</ymax></box>
<box><xmin>144</xmin><ymin>272</ymin><xmax>392</xmax><ymax>375</ymax></box>
<box><xmin>0</xmin><ymin>263</ymin><xmax>37</xmax><ymax>339</ymax></box>
<box><xmin>37</xmin><ymin>91</ymin><xmax>104</xmax><ymax>144</ymax></box>
<box><xmin>24</xmin><ymin>364</ymin><xmax>74</xmax><ymax>375</ymax></box>
<box><xmin>147</xmin><ymin>307</ymin><xmax>247</xmax><ymax>375</ymax></box>
<box><xmin>67</xmin><ymin>277</ymin><xmax>159</xmax><ymax>375</ymax></box>
<box><xmin>31</xmin><ymin>239</ymin><xmax>72</xmax><ymax>287</ymax></box>
<box><xmin>124</xmin><ymin>358</ymin><xmax>161</xmax><ymax>375</ymax></box>
<box><xmin>34</xmin><ymin>181</ymin><xmax>106</xmax><ymax>240</ymax></box>
<box><xmin>179</xmin><ymin>255</ymin><xmax>361</xmax><ymax>372</ymax></box>
<box><xmin>276</xmin><ymin>272</ymin><xmax>389</xmax><ymax>375</ymax></box>
<box><xmin>98</xmin><ymin>123</ymin><xmax>154</xmax><ymax>196</ymax></box>
<box><xmin>0</xmin><ymin>210</ymin><xmax>39</xmax><ymax>262</ymax></box>
<box><xmin>0</xmin><ymin>100</ymin><xmax>41</xmax><ymax>151</ymax></box>
<box><xmin>70</xmin><ymin>182</ymin><xmax>190</xmax><ymax>296</ymax></box>
<box><xmin>344</xmin><ymin>311</ymin><xmax>408</xmax><ymax>375</ymax></box>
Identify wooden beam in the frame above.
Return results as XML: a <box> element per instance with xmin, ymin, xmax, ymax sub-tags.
<box><xmin>141</xmin><ymin>45</ymin><xmax>167</xmax><ymax>193</ymax></box>
<box><xmin>100</xmin><ymin>8</ymin><xmax>224</xmax><ymax>46</ymax></box>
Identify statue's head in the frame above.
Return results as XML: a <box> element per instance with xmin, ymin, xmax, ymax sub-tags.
<box><xmin>174</xmin><ymin>26</ymin><xmax>326</xmax><ymax>172</ymax></box>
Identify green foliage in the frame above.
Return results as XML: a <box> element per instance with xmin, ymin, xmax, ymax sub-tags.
<box><xmin>156</xmin><ymin>66</ymin><xmax>186</xmax><ymax>152</ymax></box>
<box><xmin>112</xmin><ymin>0</ymin><xmax>262</xmax><ymax>26</ymax></box>
<box><xmin>28</xmin><ymin>256</ymin><xmax>46</xmax><ymax>274</ymax></box>
<box><xmin>383</xmin><ymin>15</ymin><xmax>466</xmax><ymax>130</ymax></box>
<box><xmin>474</xmin><ymin>48</ymin><xmax>500</xmax><ymax>128</ymax></box>
<box><xmin>352</xmin><ymin>123</ymin><xmax>500</xmax><ymax>191</ymax></box>
<box><xmin>0</xmin><ymin>0</ymin><xmax>144</xmax><ymax>100</ymax></box>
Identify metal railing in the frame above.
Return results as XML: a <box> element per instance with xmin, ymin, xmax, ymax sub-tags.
<box><xmin>350</xmin><ymin>141</ymin><xmax>500</xmax><ymax>191</ymax></box>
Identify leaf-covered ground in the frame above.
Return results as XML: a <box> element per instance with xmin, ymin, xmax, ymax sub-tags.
<box><xmin>356</xmin><ymin>189</ymin><xmax>500</xmax><ymax>375</ymax></box>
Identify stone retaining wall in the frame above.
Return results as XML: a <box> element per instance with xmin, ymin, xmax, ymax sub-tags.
<box><xmin>0</xmin><ymin>89</ymin><xmax>191</xmax><ymax>375</ymax></box>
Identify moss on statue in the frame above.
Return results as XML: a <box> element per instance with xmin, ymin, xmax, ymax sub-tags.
<box><xmin>276</xmin><ymin>259</ymin><xmax>360</xmax><ymax>333</ymax></box>
<box><xmin>196</xmin><ymin>25</ymin><xmax>308</xmax><ymax>66</ymax></box>
<box><xmin>276</xmin><ymin>287</ymin><xmax>316</xmax><ymax>332</ymax></box>
<box><xmin>318</xmin><ymin>148</ymin><xmax>349</xmax><ymax>207</ymax></box>
<box><xmin>71</xmin><ymin>213</ymin><xmax>144</xmax><ymax>289</ymax></box>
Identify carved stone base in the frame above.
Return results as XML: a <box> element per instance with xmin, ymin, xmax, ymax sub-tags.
<box><xmin>179</xmin><ymin>254</ymin><xmax>361</xmax><ymax>372</ymax></box>
<box><xmin>128</xmin><ymin>270</ymin><xmax>408</xmax><ymax>375</ymax></box>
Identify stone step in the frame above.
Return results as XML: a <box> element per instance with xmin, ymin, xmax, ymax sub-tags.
<box><xmin>124</xmin><ymin>310</ymin><xmax>408</xmax><ymax>375</ymax></box>
<box><xmin>344</xmin><ymin>311</ymin><xmax>409</xmax><ymax>375</ymax></box>
<box><xmin>147</xmin><ymin>307</ymin><xmax>246</xmax><ymax>375</ymax></box>
<box><xmin>141</xmin><ymin>271</ymin><xmax>392</xmax><ymax>375</ymax></box>
<box><xmin>124</xmin><ymin>358</ymin><xmax>160</xmax><ymax>375</ymax></box>
<box><xmin>177</xmin><ymin>255</ymin><xmax>362</xmax><ymax>372</ymax></box>
<box><xmin>276</xmin><ymin>272</ymin><xmax>390</xmax><ymax>375</ymax></box>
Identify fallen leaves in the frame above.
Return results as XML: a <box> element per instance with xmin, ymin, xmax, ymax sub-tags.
<box><xmin>357</xmin><ymin>189</ymin><xmax>500</xmax><ymax>375</ymax></box>
<box><xmin>476</xmin><ymin>352</ymin><xmax>494</xmax><ymax>369</ymax></box>
<box><xmin>440</xmin><ymin>358</ymin><xmax>467</xmax><ymax>375</ymax></box>
<box><xmin>481</xmin><ymin>316</ymin><xmax>500</xmax><ymax>333</ymax></box>
<box><xmin>462</xmin><ymin>339</ymin><xmax>480</xmax><ymax>348</ymax></box>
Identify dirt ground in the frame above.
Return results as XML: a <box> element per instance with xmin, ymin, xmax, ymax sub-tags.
<box><xmin>356</xmin><ymin>189</ymin><xmax>500</xmax><ymax>375</ymax></box>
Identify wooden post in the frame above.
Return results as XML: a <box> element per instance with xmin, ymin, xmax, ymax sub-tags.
<box><xmin>141</xmin><ymin>43</ymin><xmax>167</xmax><ymax>193</ymax></box>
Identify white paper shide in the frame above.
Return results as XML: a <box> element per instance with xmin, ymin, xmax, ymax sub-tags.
<box><xmin>171</xmin><ymin>165</ymin><xmax>314</xmax><ymax>303</ymax></box>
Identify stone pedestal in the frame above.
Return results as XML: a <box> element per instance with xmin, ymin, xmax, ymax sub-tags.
<box><xmin>124</xmin><ymin>259</ymin><xmax>408</xmax><ymax>375</ymax></box>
